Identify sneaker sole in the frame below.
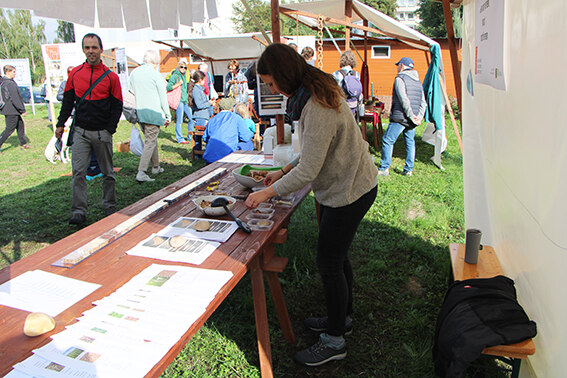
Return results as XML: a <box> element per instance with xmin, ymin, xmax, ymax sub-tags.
<box><xmin>306</xmin><ymin>326</ymin><xmax>353</xmax><ymax>336</ymax></box>
<box><xmin>294</xmin><ymin>351</ymin><xmax>347</xmax><ymax>367</ymax></box>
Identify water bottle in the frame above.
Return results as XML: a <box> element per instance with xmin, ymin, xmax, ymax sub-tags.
<box><xmin>263</xmin><ymin>135</ymin><xmax>273</xmax><ymax>155</ymax></box>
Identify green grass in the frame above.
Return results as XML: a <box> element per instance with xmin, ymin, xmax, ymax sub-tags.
<box><xmin>0</xmin><ymin>105</ymin><xmax>505</xmax><ymax>377</ymax></box>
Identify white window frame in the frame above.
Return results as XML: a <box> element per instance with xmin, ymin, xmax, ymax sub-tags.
<box><xmin>371</xmin><ymin>45</ymin><xmax>391</xmax><ymax>59</ymax></box>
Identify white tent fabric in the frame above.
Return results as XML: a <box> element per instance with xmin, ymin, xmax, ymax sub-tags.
<box><xmin>461</xmin><ymin>0</ymin><xmax>567</xmax><ymax>376</ymax></box>
<box><xmin>281</xmin><ymin>0</ymin><xmax>437</xmax><ymax>49</ymax></box>
<box><xmin>157</xmin><ymin>33</ymin><xmax>268</xmax><ymax>61</ymax></box>
<box><xmin>0</xmin><ymin>0</ymin><xmax>218</xmax><ymax>31</ymax></box>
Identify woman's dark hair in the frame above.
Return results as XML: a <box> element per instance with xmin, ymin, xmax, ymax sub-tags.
<box><xmin>82</xmin><ymin>33</ymin><xmax>103</xmax><ymax>50</ymax></box>
<box><xmin>192</xmin><ymin>70</ymin><xmax>206</xmax><ymax>82</ymax></box>
<box><xmin>257</xmin><ymin>43</ymin><xmax>343</xmax><ymax>110</ymax></box>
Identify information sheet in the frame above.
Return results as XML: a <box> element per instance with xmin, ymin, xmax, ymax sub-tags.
<box><xmin>0</xmin><ymin>270</ymin><xmax>101</xmax><ymax>316</ymax></box>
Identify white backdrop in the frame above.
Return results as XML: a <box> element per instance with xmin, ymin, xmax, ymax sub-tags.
<box><xmin>461</xmin><ymin>0</ymin><xmax>567</xmax><ymax>376</ymax></box>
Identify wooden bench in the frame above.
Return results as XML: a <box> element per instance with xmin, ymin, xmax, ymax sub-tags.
<box><xmin>448</xmin><ymin>243</ymin><xmax>536</xmax><ymax>378</ymax></box>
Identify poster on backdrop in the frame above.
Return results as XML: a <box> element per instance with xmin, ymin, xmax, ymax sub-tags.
<box><xmin>0</xmin><ymin>58</ymin><xmax>35</xmax><ymax>113</ymax></box>
<box><xmin>0</xmin><ymin>59</ymin><xmax>32</xmax><ymax>87</ymax></box>
<box><xmin>114</xmin><ymin>47</ymin><xmax>129</xmax><ymax>99</ymax></box>
<box><xmin>41</xmin><ymin>43</ymin><xmax>85</xmax><ymax>91</ymax></box>
<box><xmin>474</xmin><ymin>0</ymin><xmax>506</xmax><ymax>90</ymax></box>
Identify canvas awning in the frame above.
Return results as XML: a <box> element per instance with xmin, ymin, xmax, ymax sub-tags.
<box><xmin>154</xmin><ymin>33</ymin><xmax>268</xmax><ymax>61</ymax></box>
<box><xmin>280</xmin><ymin>0</ymin><xmax>437</xmax><ymax>50</ymax></box>
<box><xmin>0</xmin><ymin>0</ymin><xmax>218</xmax><ymax>31</ymax></box>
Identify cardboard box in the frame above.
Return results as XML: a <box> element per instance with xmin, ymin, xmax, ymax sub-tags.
<box><xmin>116</xmin><ymin>141</ymin><xmax>130</xmax><ymax>153</ymax></box>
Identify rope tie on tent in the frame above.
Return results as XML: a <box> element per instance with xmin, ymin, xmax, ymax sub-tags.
<box><xmin>317</xmin><ymin>15</ymin><xmax>324</xmax><ymax>69</ymax></box>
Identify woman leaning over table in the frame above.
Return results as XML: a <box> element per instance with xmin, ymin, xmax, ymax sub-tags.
<box><xmin>245</xmin><ymin>43</ymin><xmax>378</xmax><ymax>367</ymax></box>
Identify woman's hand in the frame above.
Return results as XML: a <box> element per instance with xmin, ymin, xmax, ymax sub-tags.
<box><xmin>245</xmin><ymin>187</ymin><xmax>275</xmax><ymax>209</ymax></box>
<box><xmin>264</xmin><ymin>170</ymin><xmax>283</xmax><ymax>186</ymax></box>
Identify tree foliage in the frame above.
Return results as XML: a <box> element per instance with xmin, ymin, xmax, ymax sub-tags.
<box><xmin>55</xmin><ymin>21</ymin><xmax>75</xmax><ymax>43</ymax></box>
<box><xmin>416</xmin><ymin>0</ymin><xmax>462</xmax><ymax>38</ymax></box>
<box><xmin>0</xmin><ymin>9</ymin><xmax>46</xmax><ymax>83</ymax></box>
<box><xmin>231</xmin><ymin>0</ymin><xmax>398</xmax><ymax>36</ymax></box>
<box><xmin>364</xmin><ymin>0</ymin><xmax>398</xmax><ymax>17</ymax></box>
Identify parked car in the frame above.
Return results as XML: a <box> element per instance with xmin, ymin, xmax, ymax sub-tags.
<box><xmin>18</xmin><ymin>86</ymin><xmax>46</xmax><ymax>104</ymax></box>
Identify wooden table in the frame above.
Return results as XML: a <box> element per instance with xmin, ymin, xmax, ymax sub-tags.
<box><xmin>448</xmin><ymin>243</ymin><xmax>536</xmax><ymax>377</ymax></box>
<box><xmin>0</xmin><ymin>152</ymin><xmax>310</xmax><ymax>377</ymax></box>
<box><xmin>359</xmin><ymin>106</ymin><xmax>384</xmax><ymax>149</ymax></box>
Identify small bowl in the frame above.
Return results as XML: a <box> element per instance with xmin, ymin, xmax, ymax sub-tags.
<box><xmin>192</xmin><ymin>195</ymin><xmax>237</xmax><ymax>216</ymax></box>
<box><xmin>246</xmin><ymin>213</ymin><xmax>273</xmax><ymax>220</ymax></box>
<box><xmin>247</xmin><ymin>219</ymin><xmax>274</xmax><ymax>231</ymax></box>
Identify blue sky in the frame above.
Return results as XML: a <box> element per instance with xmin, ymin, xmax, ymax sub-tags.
<box><xmin>32</xmin><ymin>13</ymin><xmax>58</xmax><ymax>43</ymax></box>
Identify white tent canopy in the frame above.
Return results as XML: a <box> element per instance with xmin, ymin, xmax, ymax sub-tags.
<box><xmin>280</xmin><ymin>0</ymin><xmax>437</xmax><ymax>49</ymax></box>
<box><xmin>156</xmin><ymin>33</ymin><xmax>268</xmax><ymax>61</ymax></box>
<box><xmin>0</xmin><ymin>0</ymin><xmax>218</xmax><ymax>31</ymax></box>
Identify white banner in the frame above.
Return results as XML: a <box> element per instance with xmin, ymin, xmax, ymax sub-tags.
<box><xmin>0</xmin><ymin>58</ymin><xmax>32</xmax><ymax>87</ymax></box>
<box><xmin>114</xmin><ymin>47</ymin><xmax>128</xmax><ymax>99</ymax></box>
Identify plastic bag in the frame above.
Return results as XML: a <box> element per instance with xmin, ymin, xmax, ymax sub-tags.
<box><xmin>130</xmin><ymin>125</ymin><xmax>144</xmax><ymax>157</ymax></box>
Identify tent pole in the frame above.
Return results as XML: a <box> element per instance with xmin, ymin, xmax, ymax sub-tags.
<box><xmin>345</xmin><ymin>0</ymin><xmax>353</xmax><ymax>50</ymax></box>
<box><xmin>241</xmin><ymin>0</ymin><xmax>272</xmax><ymax>45</ymax></box>
<box><xmin>325</xmin><ymin>26</ymin><xmax>342</xmax><ymax>54</ymax></box>
<box><xmin>439</xmin><ymin>73</ymin><xmax>462</xmax><ymax>153</ymax></box>
<box><xmin>271</xmin><ymin>0</ymin><xmax>285</xmax><ymax>146</ymax></box>
<box><xmin>441</xmin><ymin>0</ymin><xmax>461</xmax><ymax>121</ymax></box>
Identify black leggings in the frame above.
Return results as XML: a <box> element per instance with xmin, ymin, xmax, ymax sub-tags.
<box><xmin>316</xmin><ymin>185</ymin><xmax>377</xmax><ymax>336</ymax></box>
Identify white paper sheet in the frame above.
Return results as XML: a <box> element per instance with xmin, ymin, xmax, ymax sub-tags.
<box><xmin>125</xmin><ymin>233</ymin><xmax>220</xmax><ymax>265</ymax></box>
<box><xmin>13</xmin><ymin>264</ymin><xmax>233</xmax><ymax>378</ymax></box>
<box><xmin>161</xmin><ymin>217</ymin><xmax>239</xmax><ymax>243</ymax></box>
<box><xmin>0</xmin><ymin>270</ymin><xmax>101</xmax><ymax>316</ymax></box>
<box><xmin>13</xmin><ymin>354</ymin><xmax>99</xmax><ymax>378</ymax></box>
<box><xmin>218</xmin><ymin>153</ymin><xmax>272</xmax><ymax>165</ymax></box>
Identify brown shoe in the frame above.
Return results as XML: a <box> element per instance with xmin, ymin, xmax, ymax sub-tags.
<box><xmin>21</xmin><ymin>144</ymin><xmax>31</xmax><ymax>150</ymax></box>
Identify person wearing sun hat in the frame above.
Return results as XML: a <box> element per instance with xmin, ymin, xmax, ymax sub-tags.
<box><xmin>377</xmin><ymin>56</ymin><xmax>426</xmax><ymax>177</ymax></box>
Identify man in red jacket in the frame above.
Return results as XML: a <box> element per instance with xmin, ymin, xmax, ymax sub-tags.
<box><xmin>56</xmin><ymin>33</ymin><xmax>123</xmax><ymax>225</ymax></box>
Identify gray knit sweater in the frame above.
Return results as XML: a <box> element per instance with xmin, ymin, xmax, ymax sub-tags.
<box><xmin>273</xmin><ymin>97</ymin><xmax>378</xmax><ymax>208</ymax></box>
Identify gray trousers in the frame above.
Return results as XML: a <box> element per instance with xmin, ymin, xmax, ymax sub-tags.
<box><xmin>138</xmin><ymin>123</ymin><xmax>160</xmax><ymax>172</ymax></box>
<box><xmin>71</xmin><ymin>126</ymin><xmax>116</xmax><ymax>215</ymax></box>
<box><xmin>0</xmin><ymin>115</ymin><xmax>26</xmax><ymax>147</ymax></box>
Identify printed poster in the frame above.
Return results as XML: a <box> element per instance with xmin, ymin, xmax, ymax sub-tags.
<box><xmin>475</xmin><ymin>0</ymin><xmax>506</xmax><ymax>90</ymax></box>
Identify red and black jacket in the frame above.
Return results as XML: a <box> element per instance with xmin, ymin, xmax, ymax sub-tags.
<box><xmin>56</xmin><ymin>61</ymin><xmax>123</xmax><ymax>134</ymax></box>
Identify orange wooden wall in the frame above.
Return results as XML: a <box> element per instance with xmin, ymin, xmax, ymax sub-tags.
<box><xmin>319</xmin><ymin>38</ymin><xmax>457</xmax><ymax>99</ymax></box>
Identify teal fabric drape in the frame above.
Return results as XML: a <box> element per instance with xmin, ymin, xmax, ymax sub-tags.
<box><xmin>423</xmin><ymin>43</ymin><xmax>444</xmax><ymax>131</ymax></box>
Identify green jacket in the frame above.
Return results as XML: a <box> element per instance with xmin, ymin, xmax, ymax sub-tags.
<box><xmin>166</xmin><ymin>70</ymin><xmax>188</xmax><ymax>104</ymax></box>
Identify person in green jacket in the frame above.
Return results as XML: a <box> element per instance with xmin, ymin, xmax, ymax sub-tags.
<box><xmin>166</xmin><ymin>59</ymin><xmax>194</xmax><ymax>144</ymax></box>
<box><xmin>129</xmin><ymin>50</ymin><xmax>171</xmax><ymax>182</ymax></box>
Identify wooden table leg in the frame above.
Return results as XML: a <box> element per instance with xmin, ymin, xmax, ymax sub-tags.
<box><xmin>250</xmin><ymin>256</ymin><xmax>273</xmax><ymax>378</ymax></box>
<box><xmin>372</xmin><ymin>121</ymin><xmax>379</xmax><ymax>149</ymax></box>
<box><xmin>265</xmin><ymin>270</ymin><xmax>295</xmax><ymax>344</ymax></box>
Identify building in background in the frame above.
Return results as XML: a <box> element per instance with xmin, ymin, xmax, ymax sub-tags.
<box><xmin>395</xmin><ymin>0</ymin><xmax>421</xmax><ymax>28</ymax></box>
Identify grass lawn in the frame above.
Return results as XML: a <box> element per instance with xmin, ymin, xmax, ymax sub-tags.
<box><xmin>0</xmin><ymin>104</ymin><xmax>491</xmax><ymax>377</ymax></box>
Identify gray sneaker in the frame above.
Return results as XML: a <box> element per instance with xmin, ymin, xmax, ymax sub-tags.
<box><xmin>304</xmin><ymin>316</ymin><xmax>353</xmax><ymax>336</ymax></box>
<box><xmin>293</xmin><ymin>337</ymin><xmax>347</xmax><ymax>367</ymax></box>
<box><xmin>377</xmin><ymin>168</ymin><xmax>389</xmax><ymax>176</ymax></box>
<box><xmin>151</xmin><ymin>166</ymin><xmax>164</xmax><ymax>175</ymax></box>
<box><xmin>401</xmin><ymin>170</ymin><xmax>413</xmax><ymax>176</ymax></box>
<box><xmin>136</xmin><ymin>171</ymin><xmax>155</xmax><ymax>182</ymax></box>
